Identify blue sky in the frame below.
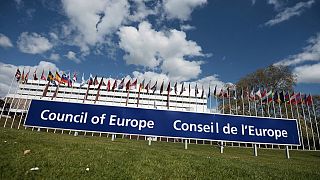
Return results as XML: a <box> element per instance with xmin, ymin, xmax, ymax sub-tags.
<box><xmin>0</xmin><ymin>0</ymin><xmax>319</xmax><ymax>97</ymax></box>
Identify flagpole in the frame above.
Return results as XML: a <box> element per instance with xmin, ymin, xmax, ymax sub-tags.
<box><xmin>18</xmin><ymin>79</ymin><xmax>33</xmax><ymax>129</ymax></box>
<box><xmin>10</xmin><ymin>75</ymin><xmax>26</xmax><ymax>129</ymax></box>
<box><xmin>260</xmin><ymin>89</ymin><xmax>264</xmax><ymax>117</ymax></box>
<box><xmin>222</xmin><ymin>88</ymin><xmax>225</xmax><ymax>114</ymax></box>
<box><xmin>289</xmin><ymin>92</ymin><xmax>294</xmax><ymax>119</ymax></box>
<box><xmin>241</xmin><ymin>87</ymin><xmax>245</xmax><ymax>115</ymax></box>
<box><xmin>247</xmin><ymin>87</ymin><xmax>251</xmax><ymax>116</ymax></box>
<box><xmin>234</xmin><ymin>87</ymin><xmax>238</xmax><ymax>115</ymax></box>
<box><xmin>215</xmin><ymin>87</ymin><xmax>218</xmax><ymax>113</ymax></box>
<box><xmin>283</xmin><ymin>91</ymin><xmax>289</xmax><ymax>119</ymax></box>
<box><xmin>311</xmin><ymin>95</ymin><xmax>320</xmax><ymax>147</ymax></box>
<box><xmin>306</xmin><ymin>96</ymin><xmax>316</xmax><ymax>150</ymax></box>
<box><xmin>0</xmin><ymin>76</ymin><xmax>15</xmax><ymax>119</ymax></box>
<box><xmin>300</xmin><ymin>93</ymin><xmax>310</xmax><ymax>150</ymax></box>
<box><xmin>294</xmin><ymin>93</ymin><xmax>304</xmax><ymax>150</ymax></box>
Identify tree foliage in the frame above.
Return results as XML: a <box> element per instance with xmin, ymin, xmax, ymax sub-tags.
<box><xmin>236</xmin><ymin>65</ymin><xmax>297</xmax><ymax>91</ymax></box>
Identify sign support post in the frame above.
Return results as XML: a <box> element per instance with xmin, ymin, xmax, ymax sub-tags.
<box><xmin>184</xmin><ymin>139</ymin><xmax>188</xmax><ymax>149</ymax></box>
<box><xmin>285</xmin><ymin>146</ymin><xmax>290</xmax><ymax>159</ymax></box>
<box><xmin>253</xmin><ymin>144</ymin><xmax>258</xmax><ymax>156</ymax></box>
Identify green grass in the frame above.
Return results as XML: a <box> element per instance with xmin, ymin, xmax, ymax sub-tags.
<box><xmin>1</xmin><ymin>127</ymin><xmax>320</xmax><ymax>179</ymax></box>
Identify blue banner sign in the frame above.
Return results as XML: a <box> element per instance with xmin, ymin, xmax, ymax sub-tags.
<box><xmin>25</xmin><ymin>100</ymin><xmax>300</xmax><ymax>145</ymax></box>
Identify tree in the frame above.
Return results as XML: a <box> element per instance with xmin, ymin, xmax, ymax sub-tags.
<box><xmin>236</xmin><ymin>65</ymin><xmax>296</xmax><ymax>91</ymax></box>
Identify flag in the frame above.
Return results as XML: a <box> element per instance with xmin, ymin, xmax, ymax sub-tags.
<box><xmin>67</xmin><ymin>72</ymin><xmax>72</xmax><ymax>87</ymax></box>
<box><xmin>106</xmin><ymin>79</ymin><xmax>111</xmax><ymax>91</ymax></box>
<box><xmin>305</xmin><ymin>94</ymin><xmax>312</xmax><ymax>106</ymax></box>
<box><xmin>112</xmin><ymin>79</ymin><xmax>117</xmax><ymax>91</ymax></box>
<box><xmin>130</xmin><ymin>79</ymin><xmax>137</xmax><ymax>89</ymax></box>
<box><xmin>255</xmin><ymin>89</ymin><xmax>262</xmax><ymax>99</ymax></box>
<box><xmin>151</xmin><ymin>81</ymin><xmax>157</xmax><ymax>93</ymax></box>
<box><xmin>285</xmin><ymin>92</ymin><xmax>290</xmax><ymax>103</ymax></box>
<box><xmin>160</xmin><ymin>81</ymin><xmax>164</xmax><ymax>94</ymax></box>
<box><xmin>273</xmin><ymin>91</ymin><xmax>280</xmax><ymax>103</ymax></box>
<box><xmin>95</xmin><ymin>77</ymin><xmax>104</xmax><ymax>103</ymax></box>
<box><xmin>33</xmin><ymin>69</ymin><xmax>38</xmax><ymax>80</ymax></box>
<box><xmin>261</xmin><ymin>89</ymin><xmax>267</xmax><ymax>99</ymax></box>
<box><xmin>289</xmin><ymin>92</ymin><xmax>297</xmax><ymax>104</ymax></box>
<box><xmin>249</xmin><ymin>88</ymin><xmax>255</xmax><ymax>101</ymax></box>
<box><xmin>224</xmin><ymin>87</ymin><xmax>230</xmax><ymax>98</ymax></box>
<box><xmin>93</xmin><ymin>75</ymin><xmax>99</xmax><ymax>85</ymax></box>
<box><xmin>174</xmin><ymin>82</ymin><xmax>178</xmax><ymax>94</ymax></box>
<box><xmin>87</xmin><ymin>74</ymin><xmax>93</xmax><ymax>85</ymax></box>
<box><xmin>125</xmin><ymin>80</ymin><xmax>131</xmax><ymax>91</ymax></box>
<box><xmin>195</xmin><ymin>84</ymin><xmax>199</xmax><ymax>97</ymax></box>
<box><xmin>213</xmin><ymin>85</ymin><xmax>217</xmax><ymax>97</ymax></box>
<box><xmin>118</xmin><ymin>79</ymin><xmax>125</xmax><ymax>89</ymax></box>
<box><xmin>15</xmin><ymin>69</ymin><xmax>21</xmax><ymax>82</ymax></box>
<box><xmin>140</xmin><ymin>79</ymin><xmax>145</xmax><ymax>91</ymax></box>
<box><xmin>262</xmin><ymin>90</ymin><xmax>272</xmax><ymax>103</ymax></box>
<box><xmin>166</xmin><ymin>82</ymin><xmax>171</xmax><ymax>93</ymax></box>
<box><xmin>208</xmin><ymin>86</ymin><xmax>211</xmax><ymax>98</ymax></box>
<box><xmin>73</xmin><ymin>72</ymin><xmax>77</xmax><ymax>82</ymax></box>
<box><xmin>80</xmin><ymin>73</ymin><xmax>86</xmax><ymax>87</ymax></box>
<box><xmin>21</xmin><ymin>69</ymin><xmax>25</xmax><ymax>83</ymax></box>
<box><xmin>201</xmin><ymin>86</ymin><xmax>205</xmax><ymax>98</ymax></box>
<box><xmin>24</xmin><ymin>70</ymin><xmax>30</xmax><ymax>83</ymax></box>
<box><xmin>54</xmin><ymin>71</ymin><xmax>61</xmax><ymax>83</ymax></box>
<box><xmin>47</xmin><ymin>71</ymin><xmax>54</xmax><ymax>82</ymax></box>
<box><xmin>179</xmin><ymin>83</ymin><xmax>185</xmax><ymax>95</ymax></box>
<box><xmin>145</xmin><ymin>80</ymin><xmax>151</xmax><ymax>93</ymax></box>
<box><xmin>279</xmin><ymin>91</ymin><xmax>285</xmax><ymax>103</ymax></box>
<box><xmin>218</xmin><ymin>88</ymin><xmax>224</xmax><ymax>97</ymax></box>
<box><xmin>188</xmin><ymin>83</ymin><xmax>191</xmax><ymax>97</ymax></box>
<box><xmin>41</xmin><ymin>70</ymin><xmax>46</xmax><ymax>80</ymax></box>
<box><xmin>61</xmin><ymin>73</ymin><xmax>69</xmax><ymax>84</ymax></box>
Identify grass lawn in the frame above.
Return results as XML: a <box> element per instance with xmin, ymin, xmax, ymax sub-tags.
<box><xmin>1</xmin><ymin>127</ymin><xmax>320</xmax><ymax>179</ymax></box>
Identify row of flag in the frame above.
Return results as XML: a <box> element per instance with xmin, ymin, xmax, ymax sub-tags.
<box><xmin>14</xmin><ymin>69</ymin><xmax>314</xmax><ymax>106</ymax></box>
<box><xmin>212</xmin><ymin>86</ymin><xmax>314</xmax><ymax>106</ymax></box>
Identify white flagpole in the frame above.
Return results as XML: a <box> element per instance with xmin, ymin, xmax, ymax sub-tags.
<box><xmin>260</xmin><ymin>89</ymin><xmax>264</xmax><ymax>117</ymax></box>
<box><xmin>222</xmin><ymin>89</ymin><xmax>225</xmax><ymax>114</ymax></box>
<box><xmin>283</xmin><ymin>91</ymin><xmax>289</xmax><ymax>119</ymax></box>
<box><xmin>294</xmin><ymin>94</ymin><xmax>304</xmax><ymax>150</ymax></box>
<box><xmin>311</xmin><ymin>95</ymin><xmax>320</xmax><ymax>147</ymax></box>
<box><xmin>18</xmin><ymin>79</ymin><xmax>33</xmax><ymax>129</ymax></box>
<box><xmin>289</xmin><ymin>92</ymin><xmax>294</xmax><ymax>119</ymax></box>
<box><xmin>215</xmin><ymin>86</ymin><xmax>218</xmax><ymax>112</ymax></box>
<box><xmin>10</xmin><ymin>78</ymin><xmax>26</xmax><ymax>129</ymax></box>
<box><xmin>306</xmin><ymin>98</ymin><xmax>316</xmax><ymax>150</ymax></box>
<box><xmin>247</xmin><ymin>88</ymin><xmax>251</xmax><ymax>116</ymax></box>
<box><xmin>253</xmin><ymin>89</ymin><xmax>258</xmax><ymax>117</ymax></box>
<box><xmin>300</xmin><ymin>94</ymin><xmax>310</xmax><ymax>150</ymax></box>
<box><xmin>0</xmin><ymin>76</ymin><xmax>15</xmax><ymax>119</ymax></box>
<box><xmin>235</xmin><ymin>87</ymin><xmax>238</xmax><ymax>115</ymax></box>
<box><xmin>241</xmin><ymin>87</ymin><xmax>245</xmax><ymax>115</ymax></box>
<box><xmin>228</xmin><ymin>88</ymin><xmax>231</xmax><ymax>114</ymax></box>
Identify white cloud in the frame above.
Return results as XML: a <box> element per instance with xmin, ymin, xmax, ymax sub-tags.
<box><xmin>132</xmin><ymin>71</ymin><xmax>170</xmax><ymax>85</ymax></box>
<box><xmin>293</xmin><ymin>63</ymin><xmax>320</xmax><ymax>83</ymax></box>
<box><xmin>65</xmin><ymin>51</ymin><xmax>81</xmax><ymax>64</ymax></box>
<box><xmin>49</xmin><ymin>53</ymin><xmax>60</xmax><ymax>62</ymax></box>
<box><xmin>0</xmin><ymin>34</ymin><xmax>13</xmax><ymax>48</ymax></box>
<box><xmin>118</xmin><ymin>21</ymin><xmax>204</xmax><ymax>81</ymax></box>
<box><xmin>163</xmin><ymin>0</ymin><xmax>207</xmax><ymax>21</ymax></box>
<box><xmin>61</xmin><ymin>0</ymin><xmax>130</xmax><ymax>52</ymax></box>
<box><xmin>180</xmin><ymin>24</ymin><xmax>196</xmax><ymax>31</ymax></box>
<box><xmin>17</xmin><ymin>32</ymin><xmax>53</xmax><ymax>54</ymax></box>
<box><xmin>267</xmin><ymin>0</ymin><xmax>284</xmax><ymax>11</ymax></box>
<box><xmin>264</xmin><ymin>0</ymin><xmax>315</xmax><ymax>26</ymax></box>
<box><xmin>0</xmin><ymin>61</ymin><xmax>59</xmax><ymax>97</ymax></box>
<box><xmin>192</xmin><ymin>75</ymin><xmax>225</xmax><ymax>90</ymax></box>
<box><xmin>275</xmin><ymin>33</ymin><xmax>320</xmax><ymax>66</ymax></box>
